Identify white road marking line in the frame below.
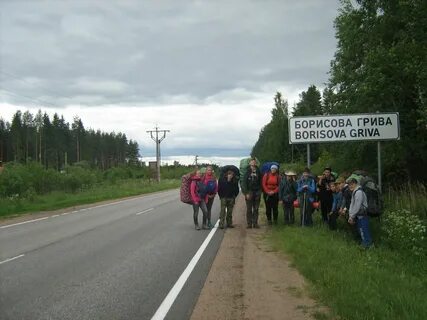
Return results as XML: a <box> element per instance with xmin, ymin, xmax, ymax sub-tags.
<box><xmin>151</xmin><ymin>219</ymin><xmax>220</xmax><ymax>320</ymax></box>
<box><xmin>136</xmin><ymin>208</ymin><xmax>154</xmax><ymax>215</ymax></box>
<box><xmin>0</xmin><ymin>189</ymin><xmax>178</xmax><ymax>229</ymax></box>
<box><xmin>0</xmin><ymin>254</ymin><xmax>25</xmax><ymax>265</ymax></box>
<box><xmin>51</xmin><ymin>215</ymin><xmax>60</xmax><ymax>218</ymax></box>
<box><xmin>0</xmin><ymin>217</ymin><xmax>50</xmax><ymax>229</ymax></box>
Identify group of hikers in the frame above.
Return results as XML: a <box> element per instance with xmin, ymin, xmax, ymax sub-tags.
<box><xmin>181</xmin><ymin>159</ymin><xmax>376</xmax><ymax>248</ymax></box>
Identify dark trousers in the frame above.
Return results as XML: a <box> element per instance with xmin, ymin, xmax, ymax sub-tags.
<box><xmin>300</xmin><ymin>193</ymin><xmax>313</xmax><ymax>226</ymax></box>
<box><xmin>283</xmin><ymin>201</ymin><xmax>295</xmax><ymax>224</ymax></box>
<box><xmin>192</xmin><ymin>201</ymin><xmax>208</xmax><ymax>226</ymax></box>
<box><xmin>329</xmin><ymin>211</ymin><xmax>339</xmax><ymax>230</ymax></box>
<box><xmin>264</xmin><ymin>193</ymin><xmax>279</xmax><ymax>222</ymax></box>
<box><xmin>320</xmin><ymin>193</ymin><xmax>333</xmax><ymax>222</ymax></box>
<box><xmin>245</xmin><ymin>192</ymin><xmax>261</xmax><ymax>226</ymax></box>
<box><xmin>206</xmin><ymin>197</ymin><xmax>215</xmax><ymax>224</ymax></box>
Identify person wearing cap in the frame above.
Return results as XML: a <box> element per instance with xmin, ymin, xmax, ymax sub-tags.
<box><xmin>242</xmin><ymin>158</ymin><xmax>262</xmax><ymax>228</ymax></box>
<box><xmin>347</xmin><ymin>178</ymin><xmax>373</xmax><ymax>248</ymax></box>
<box><xmin>262</xmin><ymin>164</ymin><xmax>281</xmax><ymax>225</ymax></box>
<box><xmin>297</xmin><ymin>167</ymin><xmax>316</xmax><ymax>226</ymax></box>
<box><xmin>279</xmin><ymin>170</ymin><xmax>298</xmax><ymax>225</ymax></box>
<box><xmin>317</xmin><ymin>166</ymin><xmax>336</xmax><ymax>224</ymax></box>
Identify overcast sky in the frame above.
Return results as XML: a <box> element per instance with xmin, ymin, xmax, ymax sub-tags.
<box><xmin>0</xmin><ymin>0</ymin><xmax>340</xmax><ymax>161</ymax></box>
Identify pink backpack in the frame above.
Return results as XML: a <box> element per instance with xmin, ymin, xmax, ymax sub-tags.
<box><xmin>180</xmin><ymin>174</ymin><xmax>193</xmax><ymax>204</ymax></box>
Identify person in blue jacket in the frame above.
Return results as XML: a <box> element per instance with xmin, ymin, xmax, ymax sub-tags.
<box><xmin>297</xmin><ymin>167</ymin><xmax>316</xmax><ymax>226</ymax></box>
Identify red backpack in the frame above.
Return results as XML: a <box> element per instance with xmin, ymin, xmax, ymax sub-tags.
<box><xmin>180</xmin><ymin>174</ymin><xmax>193</xmax><ymax>204</ymax></box>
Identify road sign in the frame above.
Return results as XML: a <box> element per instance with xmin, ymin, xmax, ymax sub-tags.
<box><xmin>289</xmin><ymin>113</ymin><xmax>400</xmax><ymax>144</ymax></box>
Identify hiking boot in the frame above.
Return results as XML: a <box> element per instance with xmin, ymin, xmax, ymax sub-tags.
<box><xmin>195</xmin><ymin>224</ymin><xmax>201</xmax><ymax>230</ymax></box>
<box><xmin>219</xmin><ymin>223</ymin><xmax>224</xmax><ymax>229</ymax></box>
<box><xmin>247</xmin><ymin>224</ymin><xmax>253</xmax><ymax>229</ymax></box>
<box><xmin>202</xmin><ymin>224</ymin><xmax>209</xmax><ymax>230</ymax></box>
<box><xmin>207</xmin><ymin>221</ymin><xmax>212</xmax><ymax>229</ymax></box>
<box><xmin>227</xmin><ymin>224</ymin><xmax>234</xmax><ymax>228</ymax></box>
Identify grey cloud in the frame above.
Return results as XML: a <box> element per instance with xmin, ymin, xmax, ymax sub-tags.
<box><xmin>0</xmin><ymin>0</ymin><xmax>340</xmax><ymax>107</ymax></box>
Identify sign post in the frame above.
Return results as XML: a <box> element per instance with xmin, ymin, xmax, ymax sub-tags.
<box><xmin>289</xmin><ymin>113</ymin><xmax>400</xmax><ymax>187</ymax></box>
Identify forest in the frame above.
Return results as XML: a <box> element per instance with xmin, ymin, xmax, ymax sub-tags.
<box><xmin>0</xmin><ymin>110</ymin><xmax>140</xmax><ymax>170</ymax></box>
<box><xmin>251</xmin><ymin>0</ymin><xmax>427</xmax><ymax>183</ymax></box>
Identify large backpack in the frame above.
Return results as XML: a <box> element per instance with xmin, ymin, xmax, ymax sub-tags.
<box><xmin>261</xmin><ymin>161</ymin><xmax>280</xmax><ymax>175</ymax></box>
<box><xmin>239</xmin><ymin>157</ymin><xmax>260</xmax><ymax>185</ymax></box>
<box><xmin>180</xmin><ymin>174</ymin><xmax>193</xmax><ymax>204</ymax></box>
<box><xmin>219</xmin><ymin>165</ymin><xmax>240</xmax><ymax>184</ymax></box>
<box><xmin>352</xmin><ymin>172</ymin><xmax>383</xmax><ymax>217</ymax></box>
<box><xmin>204</xmin><ymin>179</ymin><xmax>217</xmax><ymax>194</ymax></box>
<box><xmin>196</xmin><ymin>181</ymin><xmax>208</xmax><ymax>198</ymax></box>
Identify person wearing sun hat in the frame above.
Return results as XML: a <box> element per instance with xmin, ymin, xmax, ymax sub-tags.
<box><xmin>279</xmin><ymin>170</ymin><xmax>298</xmax><ymax>225</ymax></box>
<box><xmin>262</xmin><ymin>164</ymin><xmax>281</xmax><ymax>225</ymax></box>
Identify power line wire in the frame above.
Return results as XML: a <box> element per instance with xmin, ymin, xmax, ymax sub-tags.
<box><xmin>0</xmin><ymin>88</ymin><xmax>57</xmax><ymax>108</ymax></box>
<box><xmin>0</xmin><ymin>70</ymin><xmax>74</xmax><ymax>101</ymax></box>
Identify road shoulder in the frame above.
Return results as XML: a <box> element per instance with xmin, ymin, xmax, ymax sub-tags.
<box><xmin>190</xmin><ymin>196</ymin><xmax>329</xmax><ymax>320</ymax></box>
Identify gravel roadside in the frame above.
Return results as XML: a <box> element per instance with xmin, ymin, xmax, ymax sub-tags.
<box><xmin>190</xmin><ymin>195</ymin><xmax>328</xmax><ymax>320</ymax></box>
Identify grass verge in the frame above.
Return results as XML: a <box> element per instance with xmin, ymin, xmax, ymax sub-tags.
<box><xmin>0</xmin><ymin>179</ymin><xmax>180</xmax><ymax>219</ymax></box>
<box><xmin>265</xmin><ymin>209</ymin><xmax>427</xmax><ymax>320</ymax></box>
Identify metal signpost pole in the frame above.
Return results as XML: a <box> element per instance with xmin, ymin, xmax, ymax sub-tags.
<box><xmin>307</xmin><ymin>143</ymin><xmax>310</xmax><ymax>168</ymax></box>
<box><xmin>377</xmin><ymin>141</ymin><xmax>382</xmax><ymax>192</ymax></box>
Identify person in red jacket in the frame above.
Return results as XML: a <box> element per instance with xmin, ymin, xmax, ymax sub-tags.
<box><xmin>262</xmin><ymin>164</ymin><xmax>281</xmax><ymax>225</ymax></box>
<box><xmin>202</xmin><ymin>166</ymin><xmax>218</xmax><ymax>229</ymax></box>
<box><xmin>190</xmin><ymin>169</ymin><xmax>209</xmax><ymax>230</ymax></box>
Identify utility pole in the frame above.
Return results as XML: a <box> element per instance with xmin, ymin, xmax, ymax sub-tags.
<box><xmin>147</xmin><ymin>126</ymin><xmax>170</xmax><ymax>182</ymax></box>
<box><xmin>194</xmin><ymin>155</ymin><xmax>199</xmax><ymax>167</ymax></box>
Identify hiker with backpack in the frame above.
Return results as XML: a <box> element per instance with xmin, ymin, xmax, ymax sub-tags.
<box><xmin>262</xmin><ymin>164</ymin><xmax>281</xmax><ymax>225</ymax></box>
<box><xmin>297</xmin><ymin>167</ymin><xmax>316</xmax><ymax>226</ymax></box>
<box><xmin>217</xmin><ymin>168</ymin><xmax>239</xmax><ymax>229</ymax></box>
<box><xmin>241</xmin><ymin>158</ymin><xmax>262</xmax><ymax>229</ymax></box>
<box><xmin>329</xmin><ymin>178</ymin><xmax>344</xmax><ymax>230</ymax></box>
<box><xmin>190</xmin><ymin>169</ymin><xmax>209</xmax><ymax>230</ymax></box>
<box><xmin>347</xmin><ymin>177</ymin><xmax>373</xmax><ymax>248</ymax></box>
<box><xmin>317</xmin><ymin>166</ymin><xmax>336</xmax><ymax>224</ymax></box>
<box><xmin>202</xmin><ymin>165</ymin><xmax>218</xmax><ymax>228</ymax></box>
<box><xmin>279</xmin><ymin>170</ymin><xmax>298</xmax><ymax>225</ymax></box>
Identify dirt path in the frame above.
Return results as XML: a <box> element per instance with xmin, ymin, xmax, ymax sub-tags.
<box><xmin>190</xmin><ymin>196</ymin><xmax>327</xmax><ymax>320</ymax></box>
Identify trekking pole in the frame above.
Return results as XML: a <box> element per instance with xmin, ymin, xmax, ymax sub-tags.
<box><xmin>302</xmin><ymin>192</ymin><xmax>306</xmax><ymax>227</ymax></box>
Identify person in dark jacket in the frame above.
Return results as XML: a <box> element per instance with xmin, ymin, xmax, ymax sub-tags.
<box><xmin>297</xmin><ymin>167</ymin><xmax>316</xmax><ymax>226</ymax></box>
<box><xmin>279</xmin><ymin>170</ymin><xmax>298</xmax><ymax>225</ymax></box>
<box><xmin>241</xmin><ymin>158</ymin><xmax>262</xmax><ymax>228</ymax></box>
<box><xmin>317</xmin><ymin>166</ymin><xmax>336</xmax><ymax>223</ymax></box>
<box><xmin>218</xmin><ymin>170</ymin><xmax>240</xmax><ymax>229</ymax></box>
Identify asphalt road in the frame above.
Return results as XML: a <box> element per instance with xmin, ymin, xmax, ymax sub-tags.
<box><xmin>0</xmin><ymin>189</ymin><xmax>224</xmax><ymax>320</ymax></box>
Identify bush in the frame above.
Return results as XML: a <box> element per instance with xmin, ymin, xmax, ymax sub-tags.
<box><xmin>382</xmin><ymin>209</ymin><xmax>427</xmax><ymax>256</ymax></box>
<box><xmin>62</xmin><ymin>166</ymin><xmax>100</xmax><ymax>192</ymax></box>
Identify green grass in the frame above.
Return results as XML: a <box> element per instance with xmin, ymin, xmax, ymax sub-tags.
<box><xmin>265</xmin><ymin>210</ymin><xmax>427</xmax><ymax>320</ymax></box>
<box><xmin>0</xmin><ymin>179</ymin><xmax>180</xmax><ymax>218</ymax></box>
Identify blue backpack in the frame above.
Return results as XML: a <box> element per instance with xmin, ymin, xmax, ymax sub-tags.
<box><xmin>261</xmin><ymin>161</ymin><xmax>280</xmax><ymax>175</ymax></box>
<box><xmin>205</xmin><ymin>179</ymin><xmax>217</xmax><ymax>194</ymax></box>
<box><xmin>197</xmin><ymin>181</ymin><xmax>208</xmax><ymax>198</ymax></box>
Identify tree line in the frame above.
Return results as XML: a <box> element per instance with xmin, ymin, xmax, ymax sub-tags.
<box><xmin>0</xmin><ymin>110</ymin><xmax>140</xmax><ymax>170</ymax></box>
<box><xmin>252</xmin><ymin>0</ymin><xmax>427</xmax><ymax>183</ymax></box>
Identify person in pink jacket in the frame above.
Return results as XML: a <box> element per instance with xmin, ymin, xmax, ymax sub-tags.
<box><xmin>190</xmin><ymin>169</ymin><xmax>209</xmax><ymax>230</ymax></box>
<box><xmin>202</xmin><ymin>166</ymin><xmax>218</xmax><ymax>228</ymax></box>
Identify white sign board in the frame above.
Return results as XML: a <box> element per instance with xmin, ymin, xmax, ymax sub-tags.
<box><xmin>289</xmin><ymin>113</ymin><xmax>400</xmax><ymax>144</ymax></box>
